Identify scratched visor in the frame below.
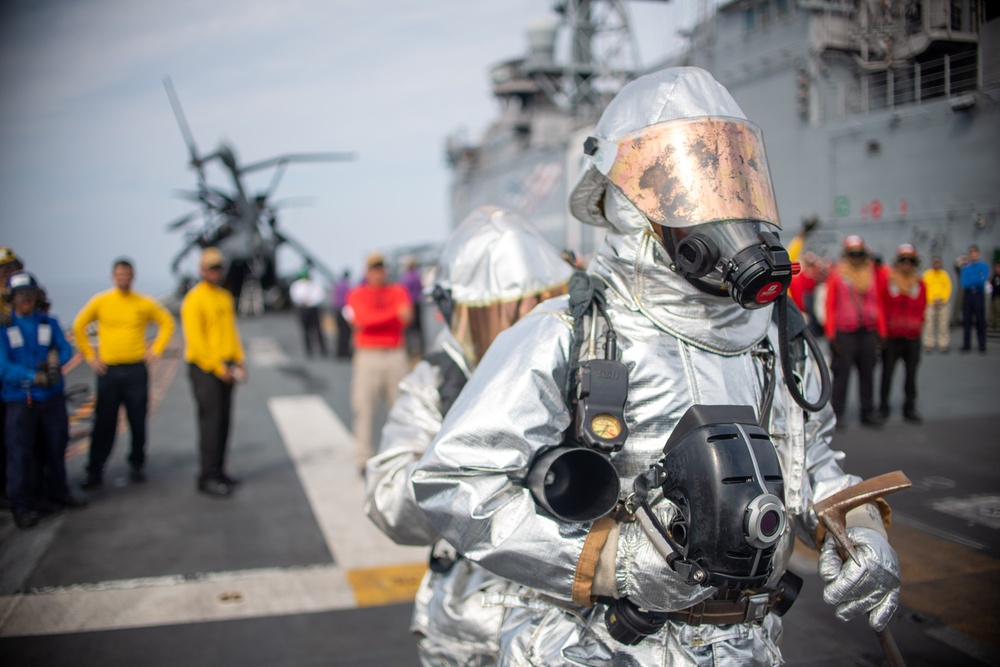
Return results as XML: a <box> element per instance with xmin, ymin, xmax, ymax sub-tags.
<box><xmin>588</xmin><ymin>116</ymin><xmax>781</xmax><ymax>229</ymax></box>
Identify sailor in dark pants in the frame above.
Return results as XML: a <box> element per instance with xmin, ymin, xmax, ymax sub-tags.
<box><xmin>959</xmin><ymin>245</ymin><xmax>989</xmax><ymax>353</ymax></box>
<box><xmin>87</xmin><ymin>363</ymin><xmax>149</xmax><ymax>479</ymax></box>
<box><xmin>6</xmin><ymin>398</ymin><xmax>74</xmax><ymax>519</ymax></box>
<box><xmin>1</xmin><ymin>270</ymin><xmax>85</xmax><ymax>528</ymax></box>
<box><xmin>74</xmin><ymin>258</ymin><xmax>175</xmax><ymax>487</ymax></box>
<box><xmin>297</xmin><ymin>306</ymin><xmax>326</xmax><ymax>357</ymax></box>
<box><xmin>180</xmin><ymin>248</ymin><xmax>247</xmax><ymax>497</ymax></box>
<box><xmin>188</xmin><ymin>364</ymin><xmax>234</xmax><ymax>487</ymax></box>
<box><xmin>289</xmin><ymin>269</ymin><xmax>328</xmax><ymax>358</ymax></box>
<box><xmin>824</xmin><ymin>235</ymin><xmax>886</xmax><ymax>428</ymax></box>
<box><xmin>830</xmin><ymin>329</ymin><xmax>880</xmax><ymax>425</ymax></box>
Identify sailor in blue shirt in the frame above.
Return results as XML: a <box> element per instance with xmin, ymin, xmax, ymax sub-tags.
<box><xmin>959</xmin><ymin>245</ymin><xmax>990</xmax><ymax>353</ymax></box>
<box><xmin>0</xmin><ymin>271</ymin><xmax>84</xmax><ymax>528</ymax></box>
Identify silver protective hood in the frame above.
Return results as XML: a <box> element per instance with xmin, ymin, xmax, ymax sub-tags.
<box><xmin>434</xmin><ymin>204</ymin><xmax>573</xmax><ymax>363</ymax></box>
<box><xmin>568</xmin><ymin>67</ymin><xmax>774</xmax><ymax>353</ymax></box>
<box><xmin>435</xmin><ymin>205</ymin><xmax>573</xmax><ymax>307</ymax></box>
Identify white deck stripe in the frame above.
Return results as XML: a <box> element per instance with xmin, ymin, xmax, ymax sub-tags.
<box><xmin>246</xmin><ymin>336</ymin><xmax>291</xmax><ymax>367</ymax></box>
<box><xmin>267</xmin><ymin>395</ymin><xmax>425</xmax><ymax>570</ymax></box>
<box><xmin>0</xmin><ymin>393</ymin><xmax>423</xmax><ymax>637</ymax></box>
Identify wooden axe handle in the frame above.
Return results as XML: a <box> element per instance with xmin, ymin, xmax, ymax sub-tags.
<box><xmin>813</xmin><ymin>471</ymin><xmax>912</xmax><ymax>518</ymax></box>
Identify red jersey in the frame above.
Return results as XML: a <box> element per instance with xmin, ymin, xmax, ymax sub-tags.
<box><xmin>880</xmin><ymin>272</ymin><xmax>927</xmax><ymax>339</ymax></box>
<box><xmin>346</xmin><ymin>283</ymin><xmax>410</xmax><ymax>349</ymax></box>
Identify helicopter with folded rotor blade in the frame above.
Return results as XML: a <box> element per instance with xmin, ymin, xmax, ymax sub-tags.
<box><xmin>163</xmin><ymin>76</ymin><xmax>354</xmax><ymax>316</ymax></box>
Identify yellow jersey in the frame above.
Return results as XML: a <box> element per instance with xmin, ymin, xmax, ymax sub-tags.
<box><xmin>922</xmin><ymin>267</ymin><xmax>952</xmax><ymax>304</ymax></box>
<box><xmin>73</xmin><ymin>289</ymin><xmax>175</xmax><ymax>364</ymax></box>
<box><xmin>181</xmin><ymin>281</ymin><xmax>245</xmax><ymax>377</ymax></box>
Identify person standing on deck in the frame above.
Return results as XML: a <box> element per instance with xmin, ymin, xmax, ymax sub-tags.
<box><xmin>959</xmin><ymin>244</ymin><xmax>989</xmax><ymax>353</ymax></box>
<box><xmin>878</xmin><ymin>244</ymin><xmax>926</xmax><ymax>423</ymax></box>
<box><xmin>1</xmin><ymin>271</ymin><xmax>85</xmax><ymax>528</ymax></box>
<box><xmin>825</xmin><ymin>235</ymin><xmax>887</xmax><ymax>429</ymax></box>
<box><xmin>0</xmin><ymin>246</ymin><xmax>26</xmax><ymax>510</ymax></box>
<box><xmin>332</xmin><ymin>270</ymin><xmax>353</xmax><ymax>359</ymax></box>
<box><xmin>400</xmin><ymin>257</ymin><xmax>425</xmax><ymax>358</ymax></box>
<box><xmin>75</xmin><ymin>258</ymin><xmax>175</xmax><ymax>489</ymax></box>
<box><xmin>344</xmin><ymin>252</ymin><xmax>411</xmax><ymax>473</ymax></box>
<box><xmin>289</xmin><ymin>267</ymin><xmax>328</xmax><ymax>358</ymax></box>
<box><xmin>181</xmin><ymin>248</ymin><xmax>247</xmax><ymax>498</ymax></box>
<box><xmin>921</xmin><ymin>255</ymin><xmax>952</xmax><ymax>353</ymax></box>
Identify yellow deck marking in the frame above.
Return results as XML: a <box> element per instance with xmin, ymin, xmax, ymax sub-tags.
<box><xmin>267</xmin><ymin>395</ymin><xmax>427</xmax><ymax>604</ymax></box>
<box><xmin>346</xmin><ymin>563</ymin><xmax>428</xmax><ymax>607</ymax></box>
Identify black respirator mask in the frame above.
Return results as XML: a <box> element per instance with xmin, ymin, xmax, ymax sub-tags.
<box><xmin>602</xmin><ymin>405</ymin><xmax>790</xmax><ymax>645</ymax></box>
<box><xmin>582</xmin><ymin>117</ymin><xmax>793</xmax><ymax>309</ymax></box>
<box><xmin>662</xmin><ymin>220</ymin><xmax>794</xmax><ymax>310</ymax></box>
<box><xmin>632</xmin><ymin>404</ymin><xmax>786</xmax><ymax>590</ymax></box>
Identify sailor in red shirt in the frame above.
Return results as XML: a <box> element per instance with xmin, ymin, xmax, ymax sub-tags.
<box><xmin>878</xmin><ymin>244</ymin><xmax>927</xmax><ymax>423</ymax></box>
<box><xmin>824</xmin><ymin>235</ymin><xmax>887</xmax><ymax>429</ymax></box>
<box><xmin>344</xmin><ymin>253</ymin><xmax>413</xmax><ymax>470</ymax></box>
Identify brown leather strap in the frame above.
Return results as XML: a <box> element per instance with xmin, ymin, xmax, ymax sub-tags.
<box><xmin>666</xmin><ymin>591</ymin><xmax>779</xmax><ymax>626</ymax></box>
<box><xmin>572</xmin><ymin>516</ymin><xmax>616</xmax><ymax>606</ymax></box>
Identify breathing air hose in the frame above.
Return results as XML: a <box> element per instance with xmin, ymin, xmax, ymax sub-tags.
<box><xmin>776</xmin><ymin>294</ymin><xmax>832</xmax><ymax>412</ymax></box>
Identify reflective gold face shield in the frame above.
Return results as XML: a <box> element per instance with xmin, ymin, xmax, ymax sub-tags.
<box><xmin>585</xmin><ymin>116</ymin><xmax>781</xmax><ymax>229</ymax></box>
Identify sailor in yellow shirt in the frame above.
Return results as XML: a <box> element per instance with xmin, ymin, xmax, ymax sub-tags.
<box><xmin>181</xmin><ymin>247</ymin><xmax>247</xmax><ymax>497</ymax></box>
<box><xmin>922</xmin><ymin>255</ymin><xmax>953</xmax><ymax>353</ymax></box>
<box><xmin>74</xmin><ymin>258</ymin><xmax>175</xmax><ymax>489</ymax></box>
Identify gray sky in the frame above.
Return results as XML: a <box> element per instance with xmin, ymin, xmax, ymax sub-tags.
<box><xmin>0</xmin><ymin>0</ymin><xmax>697</xmax><ymax>300</ymax></box>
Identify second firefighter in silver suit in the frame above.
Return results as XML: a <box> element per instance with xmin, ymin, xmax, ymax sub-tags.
<box><xmin>364</xmin><ymin>205</ymin><xmax>572</xmax><ymax>666</ymax></box>
<box><xmin>411</xmin><ymin>67</ymin><xmax>901</xmax><ymax>666</ymax></box>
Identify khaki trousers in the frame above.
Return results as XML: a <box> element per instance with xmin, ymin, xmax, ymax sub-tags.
<box><xmin>351</xmin><ymin>347</ymin><xmax>409</xmax><ymax>468</ymax></box>
<box><xmin>922</xmin><ymin>301</ymin><xmax>950</xmax><ymax>351</ymax></box>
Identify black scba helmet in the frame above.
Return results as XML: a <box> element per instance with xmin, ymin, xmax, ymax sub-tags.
<box><xmin>653</xmin><ymin>405</ymin><xmax>786</xmax><ymax>589</ymax></box>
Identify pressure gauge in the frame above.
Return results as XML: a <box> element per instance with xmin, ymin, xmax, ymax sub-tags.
<box><xmin>574</xmin><ymin>359</ymin><xmax>629</xmax><ymax>452</ymax></box>
<box><xmin>590</xmin><ymin>414</ymin><xmax>623</xmax><ymax>440</ymax></box>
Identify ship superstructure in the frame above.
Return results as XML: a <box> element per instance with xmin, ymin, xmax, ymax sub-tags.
<box><xmin>447</xmin><ymin>0</ymin><xmax>655</xmax><ymax>257</ymax></box>
<box><xmin>449</xmin><ymin>0</ymin><xmax>1000</xmax><ymax>262</ymax></box>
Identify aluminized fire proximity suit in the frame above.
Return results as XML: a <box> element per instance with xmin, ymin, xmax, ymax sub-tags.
<box><xmin>364</xmin><ymin>205</ymin><xmax>572</xmax><ymax>666</ymax></box>
<box><xmin>411</xmin><ymin>68</ymin><xmax>900</xmax><ymax>666</ymax></box>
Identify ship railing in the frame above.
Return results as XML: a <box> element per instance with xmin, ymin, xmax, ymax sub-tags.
<box><xmin>844</xmin><ymin>49</ymin><xmax>979</xmax><ymax>116</ymax></box>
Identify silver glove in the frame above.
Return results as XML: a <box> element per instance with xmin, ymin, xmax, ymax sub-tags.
<box><xmin>615</xmin><ymin>503</ymin><xmax>715</xmax><ymax>613</ymax></box>
<box><xmin>818</xmin><ymin>526</ymin><xmax>901</xmax><ymax>631</ymax></box>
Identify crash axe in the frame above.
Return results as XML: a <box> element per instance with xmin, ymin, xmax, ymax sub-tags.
<box><xmin>813</xmin><ymin>471</ymin><xmax>912</xmax><ymax>667</ymax></box>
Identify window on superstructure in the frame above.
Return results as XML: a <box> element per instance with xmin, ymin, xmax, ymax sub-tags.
<box><xmin>745</xmin><ymin>7</ymin><xmax>756</xmax><ymax>30</ymax></box>
<box><xmin>758</xmin><ymin>1</ymin><xmax>771</xmax><ymax>25</ymax></box>
<box><xmin>950</xmin><ymin>0</ymin><xmax>962</xmax><ymax>31</ymax></box>
<box><xmin>776</xmin><ymin>0</ymin><xmax>789</xmax><ymax>16</ymax></box>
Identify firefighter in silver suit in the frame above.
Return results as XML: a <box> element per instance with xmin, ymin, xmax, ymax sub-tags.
<box><xmin>411</xmin><ymin>68</ymin><xmax>901</xmax><ymax>666</ymax></box>
<box><xmin>364</xmin><ymin>205</ymin><xmax>572</xmax><ymax>666</ymax></box>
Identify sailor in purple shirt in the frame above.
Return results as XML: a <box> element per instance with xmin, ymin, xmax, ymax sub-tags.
<box><xmin>400</xmin><ymin>258</ymin><xmax>425</xmax><ymax>356</ymax></box>
<box><xmin>332</xmin><ymin>271</ymin><xmax>353</xmax><ymax>359</ymax></box>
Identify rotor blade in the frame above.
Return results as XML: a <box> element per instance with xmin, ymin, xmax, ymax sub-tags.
<box><xmin>267</xmin><ymin>196</ymin><xmax>316</xmax><ymax>209</ymax></box>
<box><xmin>272</xmin><ymin>229</ymin><xmax>338</xmax><ymax>283</ymax></box>
<box><xmin>165</xmin><ymin>211</ymin><xmax>200</xmax><ymax>231</ymax></box>
<box><xmin>172</xmin><ymin>189</ymin><xmax>204</xmax><ymax>202</ymax></box>
<box><xmin>163</xmin><ymin>76</ymin><xmax>205</xmax><ymax>177</ymax></box>
<box><xmin>263</xmin><ymin>163</ymin><xmax>288</xmax><ymax>200</ymax></box>
<box><xmin>239</xmin><ymin>152</ymin><xmax>356</xmax><ymax>175</ymax></box>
